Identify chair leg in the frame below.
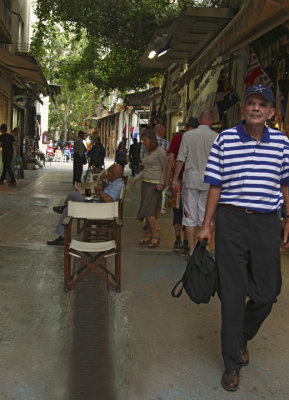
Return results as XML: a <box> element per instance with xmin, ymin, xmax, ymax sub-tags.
<box><xmin>64</xmin><ymin>252</ymin><xmax>71</xmax><ymax>291</ymax></box>
<box><xmin>115</xmin><ymin>248</ymin><xmax>121</xmax><ymax>293</ymax></box>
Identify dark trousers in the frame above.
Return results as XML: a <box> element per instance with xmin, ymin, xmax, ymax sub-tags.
<box><xmin>215</xmin><ymin>206</ymin><xmax>282</xmax><ymax>371</ymax></box>
<box><xmin>130</xmin><ymin>159</ymin><xmax>139</xmax><ymax>176</ymax></box>
<box><xmin>1</xmin><ymin>157</ymin><xmax>16</xmax><ymax>183</ymax></box>
<box><xmin>73</xmin><ymin>153</ymin><xmax>83</xmax><ymax>184</ymax></box>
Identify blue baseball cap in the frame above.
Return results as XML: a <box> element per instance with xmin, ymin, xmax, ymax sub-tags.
<box><xmin>245</xmin><ymin>84</ymin><xmax>275</xmax><ymax>105</ymax></box>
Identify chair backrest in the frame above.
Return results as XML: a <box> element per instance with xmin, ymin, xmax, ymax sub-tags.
<box><xmin>74</xmin><ymin>181</ymin><xmax>96</xmax><ymax>195</ymax></box>
<box><xmin>118</xmin><ymin>187</ymin><xmax>126</xmax><ymax>219</ymax></box>
<box><xmin>122</xmin><ymin>175</ymin><xmax>128</xmax><ymax>186</ymax></box>
<box><xmin>68</xmin><ymin>201</ymin><xmax>119</xmax><ymax>219</ymax></box>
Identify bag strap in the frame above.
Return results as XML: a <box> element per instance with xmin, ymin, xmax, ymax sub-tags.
<box><xmin>171</xmin><ymin>279</ymin><xmax>184</xmax><ymax>298</ymax></box>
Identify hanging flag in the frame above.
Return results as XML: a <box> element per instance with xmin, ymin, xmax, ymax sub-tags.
<box><xmin>123</xmin><ymin>122</ymin><xmax>127</xmax><ymax>137</ymax></box>
<box><xmin>214</xmin><ymin>70</ymin><xmax>240</xmax><ymax>121</ymax></box>
<box><xmin>245</xmin><ymin>49</ymin><xmax>274</xmax><ymax>91</ymax></box>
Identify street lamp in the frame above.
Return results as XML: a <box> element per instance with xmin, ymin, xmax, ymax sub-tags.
<box><xmin>148</xmin><ymin>50</ymin><xmax>157</xmax><ymax>59</ymax></box>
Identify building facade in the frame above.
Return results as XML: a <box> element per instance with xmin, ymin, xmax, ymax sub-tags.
<box><xmin>0</xmin><ymin>0</ymin><xmax>48</xmax><ymax>168</ymax></box>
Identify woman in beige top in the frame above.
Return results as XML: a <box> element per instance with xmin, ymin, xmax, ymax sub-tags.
<box><xmin>130</xmin><ymin>130</ymin><xmax>167</xmax><ymax>248</ymax></box>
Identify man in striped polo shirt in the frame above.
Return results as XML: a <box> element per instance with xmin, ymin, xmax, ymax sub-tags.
<box><xmin>198</xmin><ymin>84</ymin><xmax>289</xmax><ymax>391</ymax></box>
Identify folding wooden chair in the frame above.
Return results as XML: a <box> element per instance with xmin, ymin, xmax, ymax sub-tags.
<box><xmin>63</xmin><ymin>201</ymin><xmax>122</xmax><ymax>292</ymax></box>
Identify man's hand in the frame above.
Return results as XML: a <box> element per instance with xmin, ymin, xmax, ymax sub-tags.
<box><xmin>130</xmin><ymin>180</ymin><xmax>135</xmax><ymax>187</ymax></box>
<box><xmin>94</xmin><ymin>185</ymin><xmax>102</xmax><ymax>193</ymax></box>
<box><xmin>197</xmin><ymin>225</ymin><xmax>212</xmax><ymax>245</ymax></box>
<box><xmin>155</xmin><ymin>184</ymin><xmax>164</xmax><ymax>192</ymax></box>
<box><xmin>172</xmin><ymin>179</ymin><xmax>179</xmax><ymax>190</ymax></box>
<box><xmin>283</xmin><ymin>219</ymin><xmax>289</xmax><ymax>248</ymax></box>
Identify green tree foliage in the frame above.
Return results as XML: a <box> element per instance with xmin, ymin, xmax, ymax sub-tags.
<box><xmin>31</xmin><ymin>0</ymin><xmax>222</xmax><ymax>137</ymax></box>
<box><xmin>34</xmin><ymin>0</ymin><xmax>222</xmax><ymax>92</ymax></box>
<box><xmin>31</xmin><ymin>23</ymin><xmax>100</xmax><ymax>140</ymax></box>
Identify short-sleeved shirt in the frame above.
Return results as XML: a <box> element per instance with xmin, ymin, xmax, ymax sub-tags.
<box><xmin>0</xmin><ymin>133</ymin><xmax>15</xmax><ymax>160</ymax></box>
<box><xmin>103</xmin><ymin>178</ymin><xmax>124</xmax><ymax>201</ymax></box>
<box><xmin>168</xmin><ymin>132</ymin><xmax>184</xmax><ymax>179</ymax></box>
<box><xmin>204</xmin><ymin>121</ymin><xmax>289</xmax><ymax>212</ymax></box>
<box><xmin>177</xmin><ymin>125</ymin><xmax>217</xmax><ymax>190</ymax></box>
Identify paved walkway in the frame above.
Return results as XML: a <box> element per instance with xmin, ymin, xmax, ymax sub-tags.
<box><xmin>1</xmin><ymin>162</ymin><xmax>289</xmax><ymax>400</ymax></box>
<box><xmin>0</xmin><ymin>163</ymin><xmax>115</xmax><ymax>400</ymax></box>
<box><xmin>113</xmin><ymin>174</ymin><xmax>289</xmax><ymax>400</ymax></box>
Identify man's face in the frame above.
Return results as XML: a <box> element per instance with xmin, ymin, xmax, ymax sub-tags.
<box><xmin>107</xmin><ymin>167</ymin><xmax>113</xmax><ymax>181</ymax></box>
<box><xmin>242</xmin><ymin>94</ymin><xmax>275</xmax><ymax>126</ymax></box>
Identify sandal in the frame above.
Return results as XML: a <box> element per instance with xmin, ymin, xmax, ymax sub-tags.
<box><xmin>139</xmin><ymin>237</ymin><xmax>152</xmax><ymax>245</ymax></box>
<box><xmin>147</xmin><ymin>237</ymin><xmax>160</xmax><ymax>248</ymax></box>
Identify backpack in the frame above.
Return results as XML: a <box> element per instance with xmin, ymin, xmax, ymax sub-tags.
<box><xmin>171</xmin><ymin>239</ymin><xmax>216</xmax><ymax>304</ymax></box>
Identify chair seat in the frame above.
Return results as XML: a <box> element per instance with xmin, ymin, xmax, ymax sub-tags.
<box><xmin>70</xmin><ymin>239</ymin><xmax>116</xmax><ymax>253</ymax></box>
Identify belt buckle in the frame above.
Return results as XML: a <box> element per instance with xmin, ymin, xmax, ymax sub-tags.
<box><xmin>245</xmin><ymin>208</ymin><xmax>253</xmax><ymax>214</ymax></box>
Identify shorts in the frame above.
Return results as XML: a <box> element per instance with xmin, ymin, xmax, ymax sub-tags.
<box><xmin>182</xmin><ymin>188</ymin><xmax>208</xmax><ymax>227</ymax></box>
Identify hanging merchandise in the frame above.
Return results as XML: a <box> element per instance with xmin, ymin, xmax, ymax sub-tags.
<box><xmin>214</xmin><ymin>70</ymin><xmax>240</xmax><ymax>121</ymax></box>
<box><xmin>275</xmin><ymin>81</ymin><xmax>284</xmax><ymax>131</ymax></box>
<box><xmin>245</xmin><ymin>49</ymin><xmax>274</xmax><ymax>90</ymax></box>
<box><xmin>284</xmin><ymin>91</ymin><xmax>289</xmax><ymax>136</ymax></box>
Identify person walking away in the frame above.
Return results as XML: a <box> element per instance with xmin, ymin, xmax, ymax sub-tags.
<box><xmin>129</xmin><ymin>138</ymin><xmax>140</xmax><ymax>176</ymax></box>
<box><xmin>87</xmin><ymin>137</ymin><xmax>105</xmax><ymax>170</ymax></box>
<box><xmin>0</xmin><ymin>123</ymin><xmax>17</xmax><ymax>186</ymax></box>
<box><xmin>130</xmin><ymin>129</ymin><xmax>167</xmax><ymax>248</ymax></box>
<box><xmin>165</xmin><ymin>117</ymin><xmax>199</xmax><ymax>254</ymax></box>
<box><xmin>115</xmin><ymin>141</ymin><xmax>128</xmax><ymax>169</ymax></box>
<box><xmin>172</xmin><ymin>111</ymin><xmax>217</xmax><ymax>255</ymax></box>
<box><xmin>198</xmin><ymin>84</ymin><xmax>289</xmax><ymax>391</ymax></box>
<box><xmin>73</xmin><ymin>130</ymin><xmax>86</xmax><ymax>184</ymax></box>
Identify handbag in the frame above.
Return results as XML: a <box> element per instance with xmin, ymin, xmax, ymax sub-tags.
<box><xmin>171</xmin><ymin>239</ymin><xmax>216</xmax><ymax>304</ymax></box>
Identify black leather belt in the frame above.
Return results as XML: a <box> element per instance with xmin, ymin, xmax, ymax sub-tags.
<box><xmin>222</xmin><ymin>204</ymin><xmax>261</xmax><ymax>214</ymax></box>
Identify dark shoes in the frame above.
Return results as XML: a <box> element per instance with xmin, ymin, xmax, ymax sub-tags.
<box><xmin>173</xmin><ymin>240</ymin><xmax>183</xmax><ymax>252</ymax></box>
<box><xmin>180</xmin><ymin>245</ymin><xmax>189</xmax><ymax>257</ymax></box>
<box><xmin>47</xmin><ymin>236</ymin><xmax>64</xmax><ymax>246</ymax></box>
<box><xmin>221</xmin><ymin>369</ymin><xmax>239</xmax><ymax>391</ymax></box>
<box><xmin>8</xmin><ymin>182</ymin><xmax>16</xmax><ymax>186</ymax></box>
<box><xmin>53</xmin><ymin>205</ymin><xmax>65</xmax><ymax>214</ymax></box>
<box><xmin>241</xmin><ymin>348</ymin><xmax>249</xmax><ymax>366</ymax></box>
<box><xmin>221</xmin><ymin>348</ymin><xmax>248</xmax><ymax>391</ymax></box>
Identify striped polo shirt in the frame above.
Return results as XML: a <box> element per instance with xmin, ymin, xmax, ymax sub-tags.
<box><xmin>204</xmin><ymin>121</ymin><xmax>289</xmax><ymax>212</ymax></box>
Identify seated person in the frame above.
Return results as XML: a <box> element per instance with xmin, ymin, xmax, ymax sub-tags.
<box><xmin>47</xmin><ymin>164</ymin><xmax>124</xmax><ymax>246</ymax></box>
<box><xmin>46</xmin><ymin>146</ymin><xmax>54</xmax><ymax>157</ymax></box>
<box><xmin>63</xmin><ymin>146</ymin><xmax>71</xmax><ymax>162</ymax></box>
<box><xmin>55</xmin><ymin>146</ymin><xmax>63</xmax><ymax>162</ymax></box>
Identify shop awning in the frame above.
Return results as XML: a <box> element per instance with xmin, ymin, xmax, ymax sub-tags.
<box><xmin>125</xmin><ymin>88</ymin><xmax>158</xmax><ymax>107</ymax></box>
<box><xmin>0</xmin><ymin>48</ymin><xmax>48</xmax><ymax>87</ymax></box>
<box><xmin>177</xmin><ymin>0</ymin><xmax>289</xmax><ymax>89</ymax></box>
<box><xmin>140</xmin><ymin>7</ymin><xmax>235</xmax><ymax>69</ymax></box>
